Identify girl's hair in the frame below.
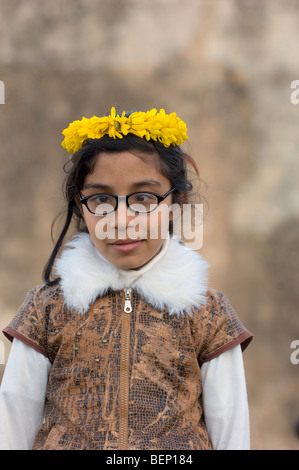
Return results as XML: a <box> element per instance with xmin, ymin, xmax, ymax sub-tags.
<box><xmin>43</xmin><ymin>134</ymin><xmax>201</xmax><ymax>285</ymax></box>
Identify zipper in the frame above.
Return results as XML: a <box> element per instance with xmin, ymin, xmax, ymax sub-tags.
<box><xmin>119</xmin><ymin>287</ymin><xmax>132</xmax><ymax>450</ymax></box>
<box><xmin>124</xmin><ymin>287</ymin><xmax>133</xmax><ymax>313</ymax></box>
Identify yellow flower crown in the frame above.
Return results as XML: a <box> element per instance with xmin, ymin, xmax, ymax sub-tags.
<box><xmin>61</xmin><ymin>107</ymin><xmax>188</xmax><ymax>154</ymax></box>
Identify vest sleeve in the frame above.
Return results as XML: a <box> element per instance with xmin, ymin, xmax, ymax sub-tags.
<box><xmin>199</xmin><ymin>289</ymin><xmax>253</xmax><ymax>364</ymax></box>
<box><xmin>2</xmin><ymin>286</ymin><xmax>49</xmax><ymax>359</ymax></box>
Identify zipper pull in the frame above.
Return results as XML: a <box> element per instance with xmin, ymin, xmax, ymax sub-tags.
<box><xmin>124</xmin><ymin>287</ymin><xmax>132</xmax><ymax>313</ymax></box>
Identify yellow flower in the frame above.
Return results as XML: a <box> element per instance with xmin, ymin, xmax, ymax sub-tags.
<box><xmin>61</xmin><ymin>119</ymin><xmax>90</xmax><ymax>154</ymax></box>
<box><xmin>61</xmin><ymin>107</ymin><xmax>188</xmax><ymax>154</ymax></box>
<box><xmin>110</xmin><ymin>108</ymin><xmax>130</xmax><ymax>139</ymax></box>
<box><xmin>87</xmin><ymin>116</ymin><xmax>109</xmax><ymax>139</ymax></box>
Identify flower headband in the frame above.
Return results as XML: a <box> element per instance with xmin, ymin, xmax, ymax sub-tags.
<box><xmin>61</xmin><ymin>107</ymin><xmax>188</xmax><ymax>154</ymax></box>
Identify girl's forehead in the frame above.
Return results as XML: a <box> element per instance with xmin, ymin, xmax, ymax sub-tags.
<box><xmin>93</xmin><ymin>149</ymin><xmax>157</xmax><ymax>167</ymax></box>
<box><xmin>84</xmin><ymin>150</ymin><xmax>170</xmax><ymax>189</ymax></box>
<box><xmin>90</xmin><ymin>151</ymin><xmax>164</xmax><ymax>178</ymax></box>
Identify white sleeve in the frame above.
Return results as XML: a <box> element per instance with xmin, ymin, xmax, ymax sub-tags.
<box><xmin>201</xmin><ymin>344</ymin><xmax>251</xmax><ymax>450</ymax></box>
<box><xmin>0</xmin><ymin>338</ymin><xmax>51</xmax><ymax>450</ymax></box>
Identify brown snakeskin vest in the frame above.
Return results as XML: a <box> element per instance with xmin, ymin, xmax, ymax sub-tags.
<box><xmin>3</xmin><ymin>284</ymin><xmax>252</xmax><ymax>450</ymax></box>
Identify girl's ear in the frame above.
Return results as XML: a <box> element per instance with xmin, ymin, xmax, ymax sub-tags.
<box><xmin>74</xmin><ymin>195</ymin><xmax>87</xmax><ymax>229</ymax></box>
<box><xmin>75</xmin><ymin>194</ymin><xmax>83</xmax><ymax>215</ymax></box>
<box><xmin>178</xmin><ymin>191</ymin><xmax>189</xmax><ymax>205</ymax></box>
<box><xmin>73</xmin><ymin>196</ymin><xmax>88</xmax><ymax>232</ymax></box>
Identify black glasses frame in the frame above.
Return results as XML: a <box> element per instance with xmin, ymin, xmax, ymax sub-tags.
<box><xmin>79</xmin><ymin>187</ymin><xmax>176</xmax><ymax>215</ymax></box>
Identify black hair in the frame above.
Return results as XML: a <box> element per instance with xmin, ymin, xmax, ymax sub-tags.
<box><xmin>43</xmin><ymin>134</ymin><xmax>201</xmax><ymax>285</ymax></box>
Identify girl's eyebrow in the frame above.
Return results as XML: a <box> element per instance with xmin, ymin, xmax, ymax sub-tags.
<box><xmin>83</xmin><ymin>180</ymin><xmax>162</xmax><ymax>191</ymax></box>
<box><xmin>132</xmin><ymin>180</ymin><xmax>162</xmax><ymax>189</ymax></box>
<box><xmin>83</xmin><ymin>183</ymin><xmax>111</xmax><ymax>191</ymax></box>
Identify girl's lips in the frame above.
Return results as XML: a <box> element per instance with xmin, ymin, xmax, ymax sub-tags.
<box><xmin>109</xmin><ymin>240</ymin><xmax>144</xmax><ymax>253</ymax></box>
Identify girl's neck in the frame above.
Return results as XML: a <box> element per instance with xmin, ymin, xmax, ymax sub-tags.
<box><xmin>117</xmin><ymin>235</ymin><xmax>170</xmax><ymax>285</ymax></box>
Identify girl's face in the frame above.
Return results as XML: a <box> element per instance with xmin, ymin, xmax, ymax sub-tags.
<box><xmin>80</xmin><ymin>150</ymin><xmax>174</xmax><ymax>270</ymax></box>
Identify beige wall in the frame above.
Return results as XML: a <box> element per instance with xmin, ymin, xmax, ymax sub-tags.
<box><xmin>0</xmin><ymin>0</ymin><xmax>298</xmax><ymax>449</ymax></box>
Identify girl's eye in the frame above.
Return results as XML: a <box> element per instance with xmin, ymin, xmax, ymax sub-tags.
<box><xmin>129</xmin><ymin>193</ymin><xmax>158</xmax><ymax>212</ymax></box>
<box><xmin>87</xmin><ymin>194</ymin><xmax>116</xmax><ymax>214</ymax></box>
<box><xmin>136</xmin><ymin>195</ymin><xmax>148</xmax><ymax>202</ymax></box>
<box><xmin>133</xmin><ymin>193</ymin><xmax>156</xmax><ymax>203</ymax></box>
<box><xmin>92</xmin><ymin>195</ymin><xmax>113</xmax><ymax>204</ymax></box>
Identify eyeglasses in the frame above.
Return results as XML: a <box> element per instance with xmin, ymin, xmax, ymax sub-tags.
<box><xmin>79</xmin><ymin>188</ymin><xmax>176</xmax><ymax>216</ymax></box>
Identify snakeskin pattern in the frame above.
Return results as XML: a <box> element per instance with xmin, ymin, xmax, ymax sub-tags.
<box><xmin>3</xmin><ymin>285</ymin><xmax>252</xmax><ymax>450</ymax></box>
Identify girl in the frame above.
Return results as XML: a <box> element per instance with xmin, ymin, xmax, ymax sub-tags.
<box><xmin>0</xmin><ymin>108</ymin><xmax>253</xmax><ymax>450</ymax></box>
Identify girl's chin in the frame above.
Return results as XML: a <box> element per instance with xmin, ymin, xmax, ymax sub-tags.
<box><xmin>93</xmin><ymin>239</ymin><xmax>163</xmax><ymax>271</ymax></box>
<box><xmin>98</xmin><ymin>240</ymin><xmax>147</xmax><ymax>270</ymax></box>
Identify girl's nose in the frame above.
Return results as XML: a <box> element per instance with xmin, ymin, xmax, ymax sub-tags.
<box><xmin>108</xmin><ymin>198</ymin><xmax>135</xmax><ymax>239</ymax></box>
<box><xmin>112</xmin><ymin>198</ymin><xmax>148</xmax><ymax>240</ymax></box>
<box><xmin>114</xmin><ymin>198</ymin><xmax>128</xmax><ymax>231</ymax></box>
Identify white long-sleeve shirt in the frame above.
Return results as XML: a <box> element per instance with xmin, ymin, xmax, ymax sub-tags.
<box><xmin>0</xmin><ymin>339</ymin><xmax>250</xmax><ymax>450</ymax></box>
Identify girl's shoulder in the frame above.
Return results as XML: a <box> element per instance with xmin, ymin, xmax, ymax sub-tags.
<box><xmin>23</xmin><ymin>282</ymin><xmax>64</xmax><ymax>307</ymax></box>
<box><xmin>4</xmin><ymin>282</ymin><xmax>65</xmax><ymax>336</ymax></box>
<box><xmin>2</xmin><ymin>282</ymin><xmax>72</xmax><ymax>360</ymax></box>
<box><xmin>202</xmin><ymin>288</ymin><xmax>241</xmax><ymax>319</ymax></box>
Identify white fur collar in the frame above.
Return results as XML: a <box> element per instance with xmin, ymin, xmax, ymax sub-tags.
<box><xmin>55</xmin><ymin>233</ymin><xmax>209</xmax><ymax>316</ymax></box>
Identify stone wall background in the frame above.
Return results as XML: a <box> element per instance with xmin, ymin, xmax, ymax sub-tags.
<box><xmin>0</xmin><ymin>0</ymin><xmax>298</xmax><ymax>450</ymax></box>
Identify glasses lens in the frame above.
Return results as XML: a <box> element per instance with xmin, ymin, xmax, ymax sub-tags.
<box><xmin>87</xmin><ymin>194</ymin><xmax>116</xmax><ymax>215</ymax></box>
<box><xmin>128</xmin><ymin>193</ymin><xmax>158</xmax><ymax>213</ymax></box>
